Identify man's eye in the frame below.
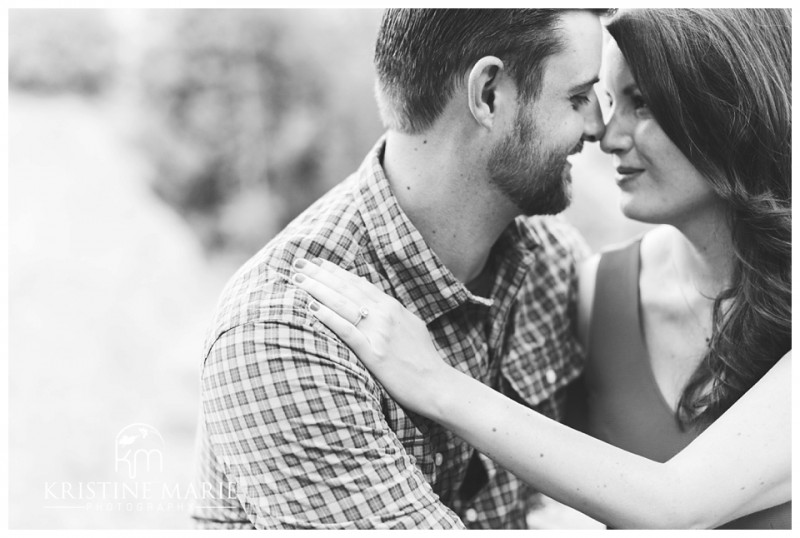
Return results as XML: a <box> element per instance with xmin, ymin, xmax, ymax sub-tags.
<box><xmin>570</xmin><ymin>94</ymin><xmax>590</xmax><ymax>110</ymax></box>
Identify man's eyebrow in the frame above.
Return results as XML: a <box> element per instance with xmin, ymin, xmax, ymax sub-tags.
<box><xmin>568</xmin><ymin>76</ymin><xmax>600</xmax><ymax>94</ymax></box>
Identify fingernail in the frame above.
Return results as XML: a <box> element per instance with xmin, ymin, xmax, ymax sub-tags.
<box><xmin>292</xmin><ymin>273</ymin><xmax>305</xmax><ymax>284</ymax></box>
<box><xmin>311</xmin><ymin>258</ymin><xmax>322</xmax><ymax>266</ymax></box>
<box><xmin>308</xmin><ymin>300</ymin><xmax>320</xmax><ymax>312</ymax></box>
<box><xmin>293</xmin><ymin>259</ymin><xmax>307</xmax><ymax>269</ymax></box>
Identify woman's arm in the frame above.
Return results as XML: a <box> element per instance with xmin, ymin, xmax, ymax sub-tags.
<box><xmin>422</xmin><ymin>351</ymin><xmax>790</xmax><ymax>529</ymax></box>
<box><xmin>291</xmin><ymin>257</ymin><xmax>791</xmax><ymax>529</ymax></box>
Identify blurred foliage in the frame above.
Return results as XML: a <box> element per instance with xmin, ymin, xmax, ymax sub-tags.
<box><xmin>7</xmin><ymin>8</ymin><xmax>645</xmax><ymax>258</ymax></box>
<box><xmin>8</xmin><ymin>9</ymin><xmax>118</xmax><ymax>95</ymax></box>
<box><xmin>138</xmin><ymin>9</ymin><xmax>385</xmax><ymax>255</ymax></box>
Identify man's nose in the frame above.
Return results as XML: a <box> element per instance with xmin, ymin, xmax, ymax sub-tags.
<box><xmin>581</xmin><ymin>91</ymin><xmax>606</xmax><ymax>143</ymax></box>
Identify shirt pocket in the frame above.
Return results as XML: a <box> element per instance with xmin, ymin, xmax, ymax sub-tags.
<box><xmin>500</xmin><ymin>308</ymin><xmax>583</xmax><ymax>413</ymax></box>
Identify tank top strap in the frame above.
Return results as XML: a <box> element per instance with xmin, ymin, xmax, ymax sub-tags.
<box><xmin>588</xmin><ymin>239</ymin><xmax>642</xmax><ymax>356</ymax></box>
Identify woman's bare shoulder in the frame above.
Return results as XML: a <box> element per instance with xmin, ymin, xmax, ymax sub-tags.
<box><xmin>639</xmin><ymin>225</ymin><xmax>676</xmax><ymax>269</ymax></box>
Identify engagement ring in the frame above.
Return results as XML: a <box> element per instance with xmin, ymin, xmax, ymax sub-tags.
<box><xmin>354</xmin><ymin>307</ymin><xmax>369</xmax><ymax>327</ymax></box>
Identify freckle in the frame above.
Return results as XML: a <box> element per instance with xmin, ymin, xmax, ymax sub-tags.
<box><xmin>423</xmin><ymin>139</ymin><xmax>427</xmax><ymax>144</ymax></box>
<box><xmin>539</xmin><ymin>453</ymin><xmax>544</xmax><ymax>458</ymax></box>
<box><xmin>492</xmin><ymin>427</ymin><xmax>497</xmax><ymax>432</ymax></box>
<box><xmin>740</xmin><ymin>486</ymin><xmax>746</xmax><ymax>491</ymax></box>
<box><xmin>760</xmin><ymin>481</ymin><xmax>765</xmax><ymax>486</ymax></box>
<box><xmin>406</xmin><ymin>186</ymin><xmax>411</xmax><ymax>190</ymax></box>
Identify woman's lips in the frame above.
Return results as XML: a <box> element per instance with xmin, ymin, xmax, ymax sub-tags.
<box><xmin>615</xmin><ymin>166</ymin><xmax>644</xmax><ymax>185</ymax></box>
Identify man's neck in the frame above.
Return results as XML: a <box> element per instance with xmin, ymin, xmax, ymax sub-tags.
<box><xmin>382</xmin><ymin>129</ymin><xmax>519</xmax><ymax>283</ymax></box>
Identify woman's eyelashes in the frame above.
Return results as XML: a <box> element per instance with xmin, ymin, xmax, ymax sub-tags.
<box><xmin>604</xmin><ymin>91</ymin><xmax>650</xmax><ymax>116</ymax></box>
<box><xmin>631</xmin><ymin>93</ymin><xmax>649</xmax><ymax>111</ymax></box>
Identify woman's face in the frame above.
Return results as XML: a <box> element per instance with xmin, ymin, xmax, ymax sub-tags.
<box><xmin>599</xmin><ymin>39</ymin><xmax>720</xmax><ymax>226</ymax></box>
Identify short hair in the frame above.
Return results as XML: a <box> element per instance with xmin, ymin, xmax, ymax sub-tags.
<box><xmin>607</xmin><ymin>9</ymin><xmax>791</xmax><ymax>429</ymax></box>
<box><xmin>374</xmin><ymin>9</ymin><xmax>607</xmax><ymax>134</ymax></box>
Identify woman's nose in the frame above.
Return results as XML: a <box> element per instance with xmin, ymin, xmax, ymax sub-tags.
<box><xmin>599</xmin><ymin>111</ymin><xmax>633</xmax><ymax>154</ymax></box>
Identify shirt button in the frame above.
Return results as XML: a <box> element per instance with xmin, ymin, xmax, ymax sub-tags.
<box><xmin>545</xmin><ymin>368</ymin><xmax>557</xmax><ymax>384</ymax></box>
<box><xmin>464</xmin><ymin>508</ymin><xmax>478</xmax><ymax>523</ymax></box>
<box><xmin>434</xmin><ymin>452</ymin><xmax>444</xmax><ymax>466</ymax></box>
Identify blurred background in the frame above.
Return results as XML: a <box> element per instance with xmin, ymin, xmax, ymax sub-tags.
<box><xmin>8</xmin><ymin>8</ymin><xmax>650</xmax><ymax>529</ymax></box>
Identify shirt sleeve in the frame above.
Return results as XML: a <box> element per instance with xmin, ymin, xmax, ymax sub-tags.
<box><xmin>200</xmin><ymin>320</ymin><xmax>465</xmax><ymax>529</ymax></box>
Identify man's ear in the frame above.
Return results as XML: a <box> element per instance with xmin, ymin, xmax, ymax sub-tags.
<box><xmin>467</xmin><ymin>56</ymin><xmax>506</xmax><ymax>129</ymax></box>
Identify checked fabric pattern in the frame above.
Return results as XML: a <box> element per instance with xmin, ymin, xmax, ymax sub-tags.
<box><xmin>190</xmin><ymin>138</ymin><xmax>590</xmax><ymax>529</ymax></box>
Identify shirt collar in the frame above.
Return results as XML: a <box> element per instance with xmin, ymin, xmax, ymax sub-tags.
<box><xmin>353</xmin><ymin>137</ymin><xmax>541</xmax><ymax>324</ymax></box>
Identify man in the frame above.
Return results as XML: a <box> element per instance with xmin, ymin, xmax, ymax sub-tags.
<box><xmin>192</xmin><ymin>9</ymin><xmax>605</xmax><ymax>529</ymax></box>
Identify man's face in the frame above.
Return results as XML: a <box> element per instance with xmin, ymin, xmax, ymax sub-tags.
<box><xmin>488</xmin><ymin>11</ymin><xmax>604</xmax><ymax>216</ymax></box>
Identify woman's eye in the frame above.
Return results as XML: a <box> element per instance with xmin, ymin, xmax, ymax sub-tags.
<box><xmin>632</xmin><ymin>94</ymin><xmax>649</xmax><ymax>110</ymax></box>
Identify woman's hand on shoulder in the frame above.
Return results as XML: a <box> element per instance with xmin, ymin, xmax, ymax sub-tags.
<box><xmin>291</xmin><ymin>257</ymin><xmax>454</xmax><ymax>415</ymax></box>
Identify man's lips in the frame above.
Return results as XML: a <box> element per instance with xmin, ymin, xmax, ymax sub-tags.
<box><xmin>565</xmin><ymin>142</ymin><xmax>584</xmax><ymax>167</ymax></box>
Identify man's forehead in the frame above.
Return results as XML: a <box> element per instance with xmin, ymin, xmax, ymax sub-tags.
<box><xmin>538</xmin><ymin>54</ymin><xmax>602</xmax><ymax>98</ymax></box>
<box><xmin>539</xmin><ymin>13</ymin><xmax>603</xmax><ymax>94</ymax></box>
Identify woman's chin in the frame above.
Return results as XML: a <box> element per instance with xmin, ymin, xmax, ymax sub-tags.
<box><xmin>619</xmin><ymin>200</ymin><xmax>663</xmax><ymax>225</ymax></box>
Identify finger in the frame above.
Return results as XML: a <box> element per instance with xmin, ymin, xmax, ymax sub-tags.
<box><xmin>292</xmin><ymin>258</ymin><xmax>370</xmax><ymax>306</ymax></box>
<box><xmin>292</xmin><ymin>272</ymin><xmax>365</xmax><ymax>326</ymax></box>
<box><xmin>308</xmin><ymin>300</ymin><xmax>374</xmax><ymax>364</ymax></box>
<box><xmin>316</xmin><ymin>258</ymin><xmax>371</xmax><ymax>288</ymax></box>
<box><xmin>294</xmin><ymin>257</ymin><xmax>382</xmax><ymax>304</ymax></box>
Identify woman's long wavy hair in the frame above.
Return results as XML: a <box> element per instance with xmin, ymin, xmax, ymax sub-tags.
<box><xmin>606</xmin><ymin>9</ymin><xmax>791</xmax><ymax>429</ymax></box>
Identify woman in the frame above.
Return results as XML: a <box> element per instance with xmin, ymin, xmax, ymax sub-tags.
<box><xmin>291</xmin><ymin>9</ymin><xmax>791</xmax><ymax>529</ymax></box>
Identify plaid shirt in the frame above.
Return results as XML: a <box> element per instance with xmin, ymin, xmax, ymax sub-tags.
<box><xmin>191</xmin><ymin>138</ymin><xmax>589</xmax><ymax>529</ymax></box>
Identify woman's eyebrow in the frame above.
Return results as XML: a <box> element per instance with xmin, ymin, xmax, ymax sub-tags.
<box><xmin>621</xmin><ymin>82</ymin><xmax>639</xmax><ymax>96</ymax></box>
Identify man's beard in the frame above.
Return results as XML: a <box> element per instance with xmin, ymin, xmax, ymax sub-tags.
<box><xmin>487</xmin><ymin>105</ymin><xmax>579</xmax><ymax>216</ymax></box>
